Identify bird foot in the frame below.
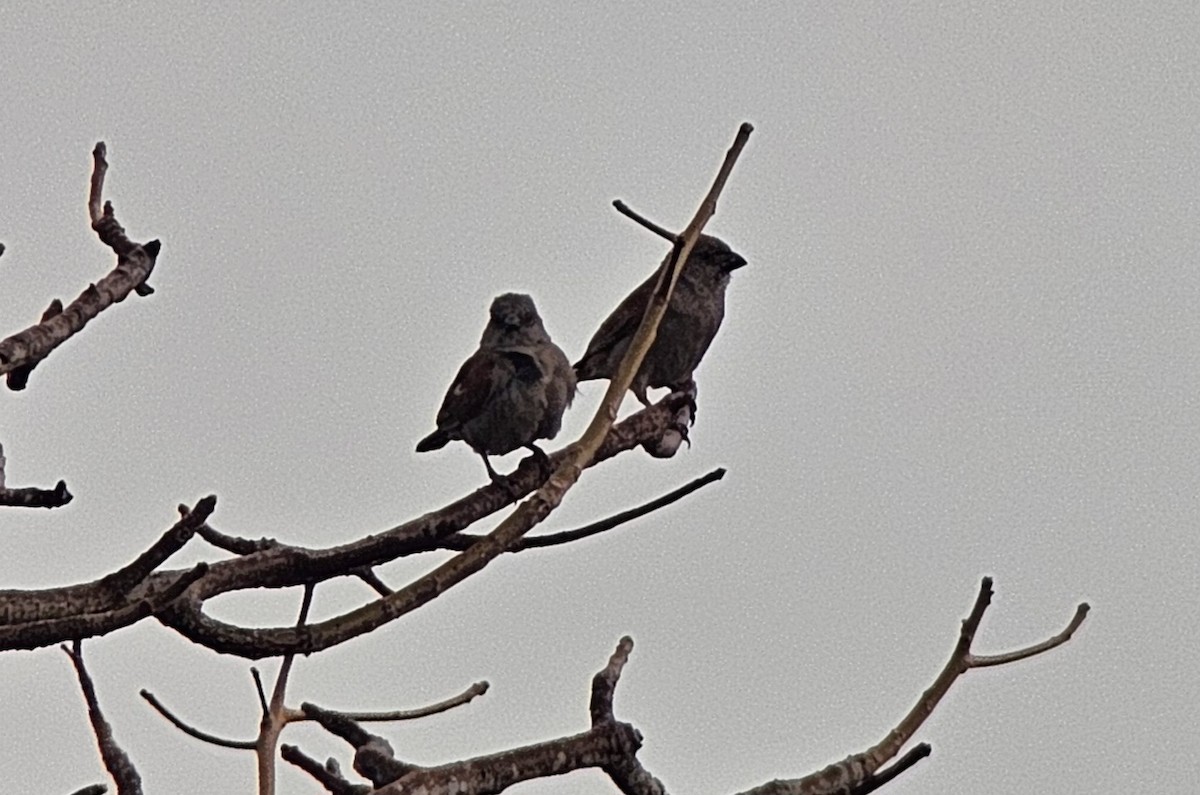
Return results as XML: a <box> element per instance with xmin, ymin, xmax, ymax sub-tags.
<box><xmin>642</xmin><ymin>394</ymin><xmax>694</xmax><ymax>459</ymax></box>
<box><xmin>483</xmin><ymin>455</ymin><xmax>524</xmax><ymax>504</ymax></box>
<box><xmin>672</xmin><ymin>379</ymin><xmax>699</xmax><ymax>424</ymax></box>
<box><xmin>523</xmin><ymin>444</ymin><xmax>554</xmax><ymax>482</ymax></box>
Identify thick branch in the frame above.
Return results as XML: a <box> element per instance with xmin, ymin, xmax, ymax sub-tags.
<box><xmin>0</xmin><ymin>396</ymin><xmax>681</xmax><ymax>654</ymax></box>
<box><xmin>0</xmin><ymin>563</ymin><xmax>206</xmax><ymax>650</ymax></box>
<box><xmin>0</xmin><ymin>498</ymin><xmax>214</xmax><ymax>626</ymax></box>
<box><xmin>375</xmin><ymin>722</ymin><xmax>644</xmax><ymax>795</ymax></box>
<box><xmin>0</xmin><ymin>127</ymin><xmax>750</xmax><ymax>661</ymax></box>
<box><xmin>149</xmin><ymin>396</ymin><xmax>692</xmax><ymax>657</ymax></box>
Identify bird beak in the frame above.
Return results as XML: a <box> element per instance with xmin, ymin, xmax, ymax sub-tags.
<box><xmin>724</xmin><ymin>254</ymin><xmax>748</xmax><ymax>272</ymax></box>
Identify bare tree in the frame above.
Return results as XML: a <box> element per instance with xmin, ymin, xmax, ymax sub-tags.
<box><xmin>1</xmin><ymin>127</ymin><xmax>1088</xmax><ymax>795</ymax></box>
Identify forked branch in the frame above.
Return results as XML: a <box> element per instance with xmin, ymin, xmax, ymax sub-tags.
<box><xmin>0</xmin><ymin>143</ymin><xmax>160</xmax><ymax>387</ymax></box>
<box><xmin>736</xmin><ymin>577</ymin><xmax>1089</xmax><ymax>795</ymax></box>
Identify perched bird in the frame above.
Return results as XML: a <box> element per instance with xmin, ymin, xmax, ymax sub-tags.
<box><xmin>574</xmin><ymin>234</ymin><xmax>747</xmax><ymax>405</ymax></box>
<box><xmin>416</xmin><ymin>293</ymin><xmax>576</xmax><ymax>482</ymax></box>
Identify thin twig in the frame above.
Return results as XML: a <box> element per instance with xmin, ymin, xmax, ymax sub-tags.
<box><xmin>64</xmin><ymin>641</ymin><xmax>143</xmax><ymax>794</ymax></box>
<box><xmin>612</xmin><ymin>201</ymin><xmax>677</xmax><ymax>242</ymax></box>
<box><xmin>442</xmin><ymin>468</ymin><xmax>726</xmax><ymax>551</ymax></box>
<box><xmin>280</xmin><ymin>745</ymin><xmax>371</xmax><ymax>794</ymax></box>
<box><xmin>139</xmin><ymin>690</ymin><xmax>256</xmax><ymax>750</ymax></box>
<box><xmin>251</xmin><ymin>668</ymin><xmax>269</xmax><ymax>717</ymax></box>
<box><xmin>590</xmin><ymin>636</ymin><xmax>634</xmax><ymax>725</ymax></box>
<box><xmin>270</xmin><ymin>584</ymin><xmax>314</xmax><ymax>713</ymax></box>
<box><xmin>968</xmin><ymin>602</ymin><xmax>1091</xmax><ymax>668</ymax></box>
<box><xmin>258</xmin><ymin>583</ymin><xmax>317</xmax><ymax>795</ymax></box>
<box><xmin>324</xmin><ymin>681</ymin><xmax>490</xmax><ymax>722</ymax></box>
<box><xmin>352</xmin><ymin>567</ymin><xmax>394</xmax><ymax>597</ymax></box>
<box><xmin>195</xmin><ymin>520</ymin><xmax>279</xmax><ymax>555</ymax></box>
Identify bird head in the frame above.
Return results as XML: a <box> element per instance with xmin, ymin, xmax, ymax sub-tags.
<box><xmin>680</xmin><ymin>234</ymin><xmax>747</xmax><ymax>291</ymax></box>
<box><xmin>481</xmin><ymin>292</ymin><xmax>550</xmax><ymax>347</ymax></box>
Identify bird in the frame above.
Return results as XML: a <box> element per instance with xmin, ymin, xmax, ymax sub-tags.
<box><xmin>574</xmin><ymin>234</ymin><xmax>747</xmax><ymax>406</ymax></box>
<box><xmin>416</xmin><ymin>292</ymin><xmax>576</xmax><ymax>483</ymax></box>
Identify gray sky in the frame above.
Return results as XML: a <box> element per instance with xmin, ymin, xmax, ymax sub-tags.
<box><xmin>1</xmin><ymin>3</ymin><xmax>1197</xmax><ymax>793</ymax></box>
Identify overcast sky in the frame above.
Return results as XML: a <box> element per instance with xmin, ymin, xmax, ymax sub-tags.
<box><xmin>1</xmin><ymin>3</ymin><xmax>1197</xmax><ymax>793</ymax></box>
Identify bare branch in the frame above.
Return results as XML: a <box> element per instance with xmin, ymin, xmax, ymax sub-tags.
<box><xmin>735</xmin><ymin>578</ymin><xmax>1089</xmax><ymax>795</ymax></box>
<box><xmin>150</xmin><ymin>395</ymin><xmax>695</xmax><ymax>658</ymax></box>
<box><xmin>0</xmin><ymin>440</ymin><xmax>72</xmax><ymax>507</ymax></box>
<box><xmin>68</xmin><ymin>786</ymin><xmax>108</xmax><ymax>795</ymax></box>
<box><xmin>270</xmin><ymin>584</ymin><xmax>314</xmax><ymax>713</ymax></box>
<box><xmin>351</xmin><ymin>567</ymin><xmax>393</xmax><ymax>597</ymax></box>
<box><xmin>0</xmin><ymin>501</ymin><xmax>211</xmax><ymax>629</ymax></box>
<box><xmin>611</xmin><ymin>201</ymin><xmax>677</xmax><ymax>242</ymax></box>
<box><xmin>0</xmin><ymin>563</ymin><xmax>206</xmax><ymax>650</ymax></box>
<box><xmin>968</xmin><ymin>602</ymin><xmax>1091</xmax><ymax>668</ymax></box>
<box><xmin>6</xmin><ymin>299</ymin><xmax>63</xmax><ymax>389</ymax></box>
<box><xmin>301</xmin><ymin>703</ymin><xmax>414</xmax><ymax>787</ymax></box>
<box><xmin>376</xmin><ymin>723</ymin><xmax>645</xmax><ymax>795</ymax></box>
<box><xmin>0</xmin><ymin>479</ymin><xmax>73</xmax><ymax>509</ymax></box>
<box><xmin>442</xmin><ymin>468</ymin><xmax>726</xmax><ymax>552</ymax></box>
<box><xmin>0</xmin><ymin>143</ymin><xmax>161</xmax><ymax>384</ymax></box>
<box><xmin>195</xmin><ymin>519</ymin><xmax>280</xmax><ymax>555</ymax></box>
<box><xmin>139</xmin><ymin>689</ymin><xmax>256</xmax><ymax>750</ymax></box>
<box><xmin>591</xmin><ymin>636</ymin><xmax>634</xmax><ymax>725</ymax></box>
<box><xmin>324</xmin><ymin>680</ymin><xmax>490</xmax><ymax>722</ymax></box>
<box><xmin>251</xmin><ymin>668</ymin><xmax>269</xmax><ymax>717</ymax></box>
<box><xmin>64</xmin><ymin>641</ymin><xmax>142</xmax><ymax>795</ymax></box>
<box><xmin>280</xmin><ymin>744</ymin><xmax>371</xmax><ymax>794</ymax></box>
<box><xmin>850</xmin><ymin>744</ymin><xmax>931</xmax><ymax>795</ymax></box>
<box><xmin>257</xmin><ymin>583</ymin><xmax>317</xmax><ymax>795</ymax></box>
<box><xmin>100</xmin><ymin>497</ymin><xmax>215</xmax><ymax>595</ymax></box>
<box><xmin>565</xmin><ymin>123</ymin><xmax>753</xmax><ymax>485</ymax></box>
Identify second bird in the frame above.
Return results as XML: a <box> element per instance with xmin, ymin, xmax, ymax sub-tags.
<box><xmin>574</xmin><ymin>234</ymin><xmax>747</xmax><ymax>405</ymax></box>
<box><xmin>416</xmin><ymin>293</ymin><xmax>575</xmax><ymax>482</ymax></box>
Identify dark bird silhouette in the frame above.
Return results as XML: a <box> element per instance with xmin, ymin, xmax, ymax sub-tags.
<box><xmin>416</xmin><ymin>293</ymin><xmax>575</xmax><ymax>482</ymax></box>
<box><xmin>574</xmin><ymin>234</ymin><xmax>747</xmax><ymax>405</ymax></box>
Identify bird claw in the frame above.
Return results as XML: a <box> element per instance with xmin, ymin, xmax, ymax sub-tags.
<box><xmin>483</xmin><ymin>456</ymin><xmax>523</xmax><ymax>504</ymax></box>
<box><xmin>672</xmin><ymin>417</ymin><xmax>692</xmax><ymax>447</ymax></box>
<box><xmin>673</xmin><ymin>379</ymin><xmax>699</xmax><ymax>423</ymax></box>
<box><xmin>524</xmin><ymin>444</ymin><xmax>554</xmax><ymax>481</ymax></box>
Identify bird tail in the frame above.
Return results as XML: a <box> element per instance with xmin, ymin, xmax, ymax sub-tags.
<box><xmin>415</xmin><ymin>428</ymin><xmax>451</xmax><ymax>452</ymax></box>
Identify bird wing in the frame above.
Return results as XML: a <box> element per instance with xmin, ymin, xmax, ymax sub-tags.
<box><xmin>574</xmin><ymin>273</ymin><xmax>655</xmax><ymax>377</ymax></box>
<box><xmin>434</xmin><ymin>347</ymin><xmax>542</xmax><ymax>429</ymax></box>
